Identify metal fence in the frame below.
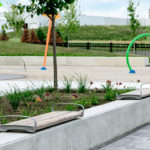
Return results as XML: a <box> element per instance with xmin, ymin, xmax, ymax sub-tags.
<box><xmin>56</xmin><ymin>42</ymin><xmax>150</xmax><ymax>57</ymax></box>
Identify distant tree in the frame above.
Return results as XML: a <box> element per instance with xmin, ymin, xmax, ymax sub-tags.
<box><xmin>21</xmin><ymin>29</ymin><xmax>29</xmax><ymax>42</ymax></box>
<box><xmin>127</xmin><ymin>0</ymin><xmax>140</xmax><ymax>37</ymax></box>
<box><xmin>0</xmin><ymin>26</ymin><xmax>9</xmax><ymax>41</ymax></box>
<box><xmin>36</xmin><ymin>27</ymin><xmax>46</xmax><ymax>43</ymax></box>
<box><xmin>4</xmin><ymin>4</ymin><xmax>25</xmax><ymax>37</ymax></box>
<box><xmin>57</xmin><ymin>1</ymin><xmax>80</xmax><ymax>43</ymax></box>
<box><xmin>29</xmin><ymin>30</ymin><xmax>38</xmax><ymax>43</ymax></box>
<box><xmin>23</xmin><ymin>0</ymin><xmax>76</xmax><ymax>91</ymax></box>
<box><xmin>50</xmin><ymin>30</ymin><xmax>64</xmax><ymax>44</ymax></box>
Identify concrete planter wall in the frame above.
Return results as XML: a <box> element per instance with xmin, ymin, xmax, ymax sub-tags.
<box><xmin>0</xmin><ymin>56</ymin><xmax>147</xmax><ymax>67</ymax></box>
<box><xmin>1</xmin><ymin>98</ymin><xmax>150</xmax><ymax>150</ymax></box>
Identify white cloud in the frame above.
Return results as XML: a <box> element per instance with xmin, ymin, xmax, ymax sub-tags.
<box><xmin>0</xmin><ymin>7</ymin><xmax>7</xmax><ymax>13</ymax></box>
<box><xmin>17</xmin><ymin>0</ymin><xmax>30</xmax><ymax>5</ymax></box>
<box><xmin>1</xmin><ymin>0</ymin><xmax>150</xmax><ymax>19</ymax></box>
<box><xmin>82</xmin><ymin>6</ymin><xmax>128</xmax><ymax>18</ymax></box>
<box><xmin>79</xmin><ymin>0</ymin><xmax>150</xmax><ymax>19</ymax></box>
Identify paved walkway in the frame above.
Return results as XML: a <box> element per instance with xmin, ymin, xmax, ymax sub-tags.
<box><xmin>0</xmin><ymin>66</ymin><xmax>150</xmax><ymax>82</ymax></box>
<box><xmin>97</xmin><ymin>125</ymin><xmax>150</xmax><ymax>150</ymax></box>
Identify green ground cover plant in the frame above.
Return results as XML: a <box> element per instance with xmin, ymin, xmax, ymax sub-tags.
<box><xmin>74</xmin><ymin>74</ymin><xmax>90</xmax><ymax>93</ymax></box>
<box><xmin>62</xmin><ymin>76</ymin><xmax>73</xmax><ymax>93</ymax></box>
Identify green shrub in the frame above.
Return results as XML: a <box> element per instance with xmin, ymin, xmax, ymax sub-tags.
<box><xmin>0</xmin><ymin>29</ymin><xmax>9</xmax><ymax>41</ymax></box>
<box><xmin>43</xmin><ymin>105</ymin><xmax>52</xmax><ymax>113</ymax></box>
<box><xmin>37</xmin><ymin>27</ymin><xmax>46</xmax><ymax>43</ymax></box>
<box><xmin>104</xmin><ymin>90</ymin><xmax>116</xmax><ymax>101</ymax></box>
<box><xmin>102</xmin><ymin>80</ymin><xmax>116</xmax><ymax>101</ymax></box>
<box><xmin>74</xmin><ymin>74</ymin><xmax>89</xmax><ymax>93</ymax></box>
<box><xmin>65</xmin><ymin>105</ymin><xmax>74</xmax><ymax>111</ymax></box>
<box><xmin>76</xmin><ymin>98</ymin><xmax>92</xmax><ymax>108</ymax></box>
<box><xmin>91</xmin><ymin>94</ymin><xmax>99</xmax><ymax>105</ymax></box>
<box><xmin>102</xmin><ymin>80</ymin><xmax>113</xmax><ymax>93</ymax></box>
<box><xmin>62</xmin><ymin>76</ymin><xmax>72</xmax><ymax>93</ymax></box>
<box><xmin>20</xmin><ymin>89</ymin><xmax>34</xmax><ymax>105</ymax></box>
<box><xmin>45</xmin><ymin>81</ymin><xmax>54</xmax><ymax>93</ymax></box>
<box><xmin>4</xmin><ymin>87</ymin><xmax>22</xmax><ymax>110</ymax></box>
<box><xmin>34</xmin><ymin>85</ymin><xmax>46</xmax><ymax>99</ymax></box>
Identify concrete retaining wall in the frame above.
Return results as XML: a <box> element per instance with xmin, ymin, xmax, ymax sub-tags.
<box><xmin>0</xmin><ymin>56</ymin><xmax>147</xmax><ymax>67</ymax></box>
<box><xmin>1</xmin><ymin>98</ymin><xmax>150</xmax><ymax>150</ymax></box>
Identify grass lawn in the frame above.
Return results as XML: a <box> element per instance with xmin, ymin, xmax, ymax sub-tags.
<box><xmin>0</xmin><ymin>40</ymin><xmax>126</xmax><ymax>57</ymax></box>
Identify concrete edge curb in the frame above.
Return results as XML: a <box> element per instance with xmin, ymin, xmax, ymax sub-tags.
<box><xmin>0</xmin><ymin>98</ymin><xmax>150</xmax><ymax>150</ymax></box>
<box><xmin>0</xmin><ymin>56</ymin><xmax>147</xmax><ymax>67</ymax></box>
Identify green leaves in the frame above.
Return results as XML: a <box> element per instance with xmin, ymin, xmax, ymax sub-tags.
<box><xmin>4</xmin><ymin>4</ymin><xmax>25</xmax><ymax>37</ymax></box>
<box><xmin>57</xmin><ymin>1</ymin><xmax>80</xmax><ymax>41</ymax></box>
<box><xmin>0</xmin><ymin>2</ymin><xmax>2</xmax><ymax>7</ymax></box>
<box><xmin>26</xmin><ymin>0</ymin><xmax>76</xmax><ymax>16</ymax></box>
<box><xmin>127</xmin><ymin>0</ymin><xmax>140</xmax><ymax>37</ymax></box>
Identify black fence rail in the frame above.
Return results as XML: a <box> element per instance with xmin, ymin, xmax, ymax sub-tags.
<box><xmin>56</xmin><ymin>42</ymin><xmax>150</xmax><ymax>57</ymax></box>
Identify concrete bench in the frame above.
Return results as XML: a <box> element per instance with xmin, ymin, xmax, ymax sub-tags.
<box><xmin>0</xmin><ymin>103</ymin><xmax>84</xmax><ymax>133</ymax></box>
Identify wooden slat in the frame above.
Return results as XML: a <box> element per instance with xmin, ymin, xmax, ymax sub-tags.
<box><xmin>7</xmin><ymin>111</ymin><xmax>70</xmax><ymax>125</ymax></box>
<box><xmin>36</xmin><ymin>111</ymin><xmax>82</xmax><ymax>130</ymax></box>
<box><xmin>7</xmin><ymin>111</ymin><xmax>82</xmax><ymax>130</ymax></box>
<box><xmin>120</xmin><ymin>89</ymin><xmax>150</xmax><ymax>98</ymax></box>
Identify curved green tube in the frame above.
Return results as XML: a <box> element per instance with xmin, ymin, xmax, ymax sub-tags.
<box><xmin>126</xmin><ymin>33</ymin><xmax>150</xmax><ymax>73</ymax></box>
<box><xmin>0</xmin><ymin>3</ymin><xmax>2</xmax><ymax>7</ymax></box>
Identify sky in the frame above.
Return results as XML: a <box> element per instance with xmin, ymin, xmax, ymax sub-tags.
<box><xmin>0</xmin><ymin>0</ymin><xmax>150</xmax><ymax>19</ymax></box>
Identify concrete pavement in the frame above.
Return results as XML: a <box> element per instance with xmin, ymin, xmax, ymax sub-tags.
<box><xmin>0</xmin><ymin>66</ymin><xmax>150</xmax><ymax>83</ymax></box>
<box><xmin>97</xmin><ymin>124</ymin><xmax>150</xmax><ymax>150</ymax></box>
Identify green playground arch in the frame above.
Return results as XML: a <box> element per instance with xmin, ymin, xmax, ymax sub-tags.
<box><xmin>0</xmin><ymin>2</ymin><xmax>2</xmax><ymax>7</ymax></box>
<box><xmin>126</xmin><ymin>33</ymin><xmax>150</xmax><ymax>73</ymax></box>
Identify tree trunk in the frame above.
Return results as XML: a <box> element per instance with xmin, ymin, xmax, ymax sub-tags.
<box><xmin>67</xmin><ymin>28</ymin><xmax>69</xmax><ymax>47</ymax></box>
<box><xmin>52</xmin><ymin>14</ymin><xmax>58</xmax><ymax>92</ymax></box>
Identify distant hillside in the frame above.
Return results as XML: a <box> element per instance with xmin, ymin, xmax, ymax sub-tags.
<box><xmin>7</xmin><ymin>25</ymin><xmax>150</xmax><ymax>42</ymax></box>
<box><xmin>69</xmin><ymin>25</ymin><xmax>150</xmax><ymax>41</ymax></box>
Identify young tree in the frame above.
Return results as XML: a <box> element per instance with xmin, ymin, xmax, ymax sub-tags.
<box><xmin>127</xmin><ymin>0</ymin><xmax>140</xmax><ymax>37</ymax></box>
<box><xmin>57</xmin><ymin>1</ymin><xmax>80</xmax><ymax>43</ymax></box>
<box><xmin>4</xmin><ymin>4</ymin><xmax>25</xmax><ymax>37</ymax></box>
<box><xmin>24</xmin><ymin>0</ymin><xmax>75</xmax><ymax>91</ymax></box>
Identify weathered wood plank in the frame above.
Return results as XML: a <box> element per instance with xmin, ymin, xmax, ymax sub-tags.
<box><xmin>120</xmin><ymin>89</ymin><xmax>150</xmax><ymax>98</ymax></box>
<box><xmin>36</xmin><ymin>111</ymin><xmax>82</xmax><ymax>130</ymax></box>
<box><xmin>7</xmin><ymin>111</ymin><xmax>82</xmax><ymax>131</ymax></box>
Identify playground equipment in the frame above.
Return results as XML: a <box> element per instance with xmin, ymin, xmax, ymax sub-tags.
<box><xmin>126</xmin><ymin>33</ymin><xmax>150</xmax><ymax>74</ymax></box>
<box><xmin>41</xmin><ymin>14</ymin><xmax>60</xmax><ymax>70</ymax></box>
<box><xmin>0</xmin><ymin>103</ymin><xmax>84</xmax><ymax>133</ymax></box>
<box><xmin>0</xmin><ymin>2</ymin><xmax>2</xmax><ymax>7</ymax></box>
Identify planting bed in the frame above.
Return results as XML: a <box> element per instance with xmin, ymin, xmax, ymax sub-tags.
<box><xmin>0</xmin><ymin>89</ymin><xmax>132</xmax><ymax>125</ymax></box>
<box><xmin>0</xmin><ymin>76</ymin><xmax>134</xmax><ymax>125</ymax></box>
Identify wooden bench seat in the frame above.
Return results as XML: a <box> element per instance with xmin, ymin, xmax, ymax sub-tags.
<box><xmin>0</xmin><ymin>103</ymin><xmax>84</xmax><ymax>133</ymax></box>
<box><xmin>117</xmin><ymin>88</ymin><xmax>150</xmax><ymax>100</ymax></box>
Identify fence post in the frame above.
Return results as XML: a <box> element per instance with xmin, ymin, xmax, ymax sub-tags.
<box><xmin>134</xmin><ymin>43</ymin><xmax>137</xmax><ymax>55</ymax></box>
<box><xmin>87</xmin><ymin>42</ymin><xmax>90</xmax><ymax>50</ymax></box>
<box><xmin>65</xmin><ymin>42</ymin><xmax>68</xmax><ymax>47</ymax></box>
<box><xmin>110</xmin><ymin>42</ymin><xmax>113</xmax><ymax>52</ymax></box>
